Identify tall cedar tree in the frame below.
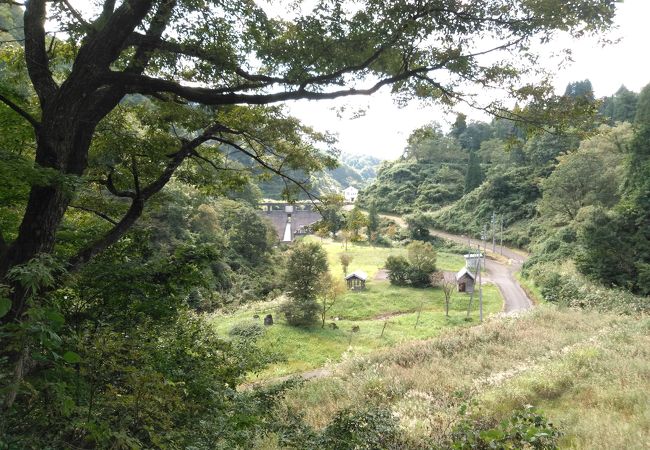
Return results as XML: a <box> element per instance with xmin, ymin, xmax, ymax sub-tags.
<box><xmin>464</xmin><ymin>151</ymin><xmax>484</xmax><ymax>193</ymax></box>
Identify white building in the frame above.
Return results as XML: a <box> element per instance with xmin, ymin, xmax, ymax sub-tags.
<box><xmin>343</xmin><ymin>186</ymin><xmax>359</xmax><ymax>203</ymax></box>
<box><xmin>463</xmin><ymin>253</ymin><xmax>484</xmax><ymax>271</ymax></box>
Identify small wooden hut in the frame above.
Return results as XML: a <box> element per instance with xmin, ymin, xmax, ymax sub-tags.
<box><xmin>345</xmin><ymin>271</ymin><xmax>367</xmax><ymax>290</ymax></box>
<box><xmin>455</xmin><ymin>267</ymin><xmax>476</xmax><ymax>293</ymax></box>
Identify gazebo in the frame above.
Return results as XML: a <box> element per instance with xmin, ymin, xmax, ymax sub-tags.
<box><xmin>345</xmin><ymin>271</ymin><xmax>367</xmax><ymax>290</ymax></box>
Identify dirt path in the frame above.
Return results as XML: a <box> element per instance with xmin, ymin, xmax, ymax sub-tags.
<box><xmin>239</xmin><ymin>367</ymin><xmax>331</xmax><ymax>391</ymax></box>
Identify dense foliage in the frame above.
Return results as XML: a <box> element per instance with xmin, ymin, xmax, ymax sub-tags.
<box><xmin>364</xmin><ymin>80</ymin><xmax>650</xmax><ymax>304</ymax></box>
<box><xmin>385</xmin><ymin>241</ymin><xmax>437</xmax><ymax>288</ymax></box>
<box><xmin>281</xmin><ymin>242</ymin><xmax>329</xmax><ymax>327</ymax></box>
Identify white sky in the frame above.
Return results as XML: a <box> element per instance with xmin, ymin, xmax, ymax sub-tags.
<box><xmin>286</xmin><ymin>0</ymin><xmax>650</xmax><ymax>160</ymax></box>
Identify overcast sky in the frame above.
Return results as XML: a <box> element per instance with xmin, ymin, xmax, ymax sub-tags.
<box><xmin>286</xmin><ymin>0</ymin><xmax>650</xmax><ymax>160</ymax></box>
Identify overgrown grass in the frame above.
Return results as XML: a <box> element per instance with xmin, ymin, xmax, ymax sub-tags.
<box><xmin>212</xmin><ymin>283</ymin><xmax>502</xmax><ymax>380</ymax></box>
<box><xmin>209</xmin><ymin>235</ymin><xmax>500</xmax><ymax>380</ymax></box>
<box><xmin>515</xmin><ymin>271</ymin><xmax>544</xmax><ymax>305</ymax></box>
<box><xmin>279</xmin><ymin>306</ymin><xmax>650</xmax><ymax>449</ymax></box>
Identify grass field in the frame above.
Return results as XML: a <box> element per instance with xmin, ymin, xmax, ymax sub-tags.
<box><xmin>279</xmin><ymin>306</ymin><xmax>650</xmax><ymax>449</ymax></box>
<box><xmin>303</xmin><ymin>235</ymin><xmax>466</xmax><ymax>278</ymax></box>
<box><xmin>211</xmin><ymin>237</ymin><xmax>502</xmax><ymax>381</ymax></box>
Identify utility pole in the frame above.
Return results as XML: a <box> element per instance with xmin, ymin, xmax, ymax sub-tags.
<box><xmin>500</xmin><ymin>218</ymin><xmax>504</xmax><ymax>255</ymax></box>
<box><xmin>480</xmin><ymin>227</ymin><xmax>486</xmax><ymax>323</ymax></box>
<box><xmin>491</xmin><ymin>211</ymin><xmax>496</xmax><ymax>253</ymax></box>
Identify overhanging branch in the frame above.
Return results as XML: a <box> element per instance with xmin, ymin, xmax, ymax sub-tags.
<box><xmin>210</xmin><ymin>136</ymin><xmax>319</xmax><ymax>203</ymax></box>
<box><xmin>69</xmin><ymin>204</ymin><xmax>118</xmax><ymax>225</ymax></box>
<box><xmin>0</xmin><ymin>93</ymin><xmax>40</xmax><ymax>129</ymax></box>
<box><xmin>100</xmin><ymin>66</ymin><xmax>431</xmax><ymax>105</ymax></box>
<box><xmin>68</xmin><ymin>122</ymin><xmax>222</xmax><ymax>270</ymax></box>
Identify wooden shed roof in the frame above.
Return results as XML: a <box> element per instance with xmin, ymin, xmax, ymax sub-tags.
<box><xmin>345</xmin><ymin>271</ymin><xmax>368</xmax><ymax>281</ymax></box>
<box><xmin>455</xmin><ymin>267</ymin><xmax>476</xmax><ymax>281</ymax></box>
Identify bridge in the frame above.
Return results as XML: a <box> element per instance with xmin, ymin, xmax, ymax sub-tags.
<box><xmin>258</xmin><ymin>202</ymin><xmax>323</xmax><ymax>242</ymax></box>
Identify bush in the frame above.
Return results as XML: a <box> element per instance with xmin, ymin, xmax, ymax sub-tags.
<box><xmin>451</xmin><ymin>406</ymin><xmax>562</xmax><ymax>449</ymax></box>
<box><xmin>228</xmin><ymin>321</ymin><xmax>266</xmax><ymax>340</ymax></box>
<box><xmin>317</xmin><ymin>407</ymin><xmax>405</xmax><ymax>450</ymax></box>
<box><xmin>385</xmin><ymin>242</ymin><xmax>437</xmax><ymax>288</ymax></box>
<box><xmin>385</xmin><ymin>255</ymin><xmax>410</xmax><ymax>286</ymax></box>
<box><xmin>407</xmin><ymin>266</ymin><xmax>432</xmax><ymax>288</ymax></box>
<box><xmin>372</xmin><ymin>235</ymin><xmax>393</xmax><ymax>247</ymax></box>
<box><xmin>534</xmin><ymin>270</ymin><xmax>650</xmax><ymax>315</ymax></box>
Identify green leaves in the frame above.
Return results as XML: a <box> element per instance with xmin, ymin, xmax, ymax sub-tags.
<box><xmin>62</xmin><ymin>351</ymin><xmax>82</xmax><ymax>364</ymax></box>
<box><xmin>0</xmin><ymin>296</ymin><xmax>11</xmax><ymax>318</ymax></box>
<box><xmin>7</xmin><ymin>253</ymin><xmax>64</xmax><ymax>298</ymax></box>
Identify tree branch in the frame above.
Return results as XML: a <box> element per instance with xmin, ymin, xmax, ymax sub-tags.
<box><xmin>68</xmin><ymin>123</ymin><xmax>222</xmax><ymax>270</ymax></box>
<box><xmin>58</xmin><ymin>0</ymin><xmax>92</xmax><ymax>31</ymax></box>
<box><xmin>23</xmin><ymin>0</ymin><xmax>58</xmax><ymax>105</ymax></box>
<box><xmin>211</xmin><ymin>136</ymin><xmax>319</xmax><ymax>203</ymax></box>
<box><xmin>68</xmin><ymin>204</ymin><xmax>118</xmax><ymax>225</ymax></box>
<box><xmin>190</xmin><ymin>150</ymin><xmax>248</xmax><ymax>173</ymax></box>
<box><xmin>100</xmin><ymin>66</ymin><xmax>432</xmax><ymax>105</ymax></box>
<box><xmin>103</xmin><ymin>167</ymin><xmax>136</xmax><ymax>199</ymax></box>
<box><xmin>0</xmin><ymin>93</ymin><xmax>40</xmax><ymax>129</ymax></box>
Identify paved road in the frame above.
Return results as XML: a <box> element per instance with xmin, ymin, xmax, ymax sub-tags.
<box><xmin>379</xmin><ymin>216</ymin><xmax>532</xmax><ymax>312</ymax></box>
<box><xmin>428</xmin><ymin>229</ymin><xmax>532</xmax><ymax>313</ymax></box>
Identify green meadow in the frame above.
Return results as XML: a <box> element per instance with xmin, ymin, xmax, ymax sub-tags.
<box><xmin>211</xmin><ymin>238</ymin><xmax>503</xmax><ymax>381</ymax></box>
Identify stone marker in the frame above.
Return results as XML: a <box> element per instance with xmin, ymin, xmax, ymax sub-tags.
<box><xmin>264</xmin><ymin>314</ymin><xmax>273</xmax><ymax>326</ymax></box>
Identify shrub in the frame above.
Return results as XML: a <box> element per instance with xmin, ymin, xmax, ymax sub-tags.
<box><xmin>450</xmin><ymin>406</ymin><xmax>562</xmax><ymax>449</ymax></box>
<box><xmin>317</xmin><ymin>407</ymin><xmax>405</xmax><ymax>449</ymax></box>
<box><xmin>385</xmin><ymin>255</ymin><xmax>410</xmax><ymax>286</ymax></box>
<box><xmin>229</xmin><ymin>321</ymin><xmax>266</xmax><ymax>340</ymax></box>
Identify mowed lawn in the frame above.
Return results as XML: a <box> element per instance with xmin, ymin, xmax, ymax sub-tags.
<box><xmin>211</xmin><ymin>238</ymin><xmax>502</xmax><ymax>381</ymax></box>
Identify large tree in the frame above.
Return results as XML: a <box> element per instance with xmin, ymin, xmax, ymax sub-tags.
<box><xmin>0</xmin><ymin>0</ymin><xmax>618</xmax><ymax>386</ymax></box>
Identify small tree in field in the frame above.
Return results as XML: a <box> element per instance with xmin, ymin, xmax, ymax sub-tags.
<box><xmin>430</xmin><ymin>271</ymin><xmax>455</xmax><ymax>317</ymax></box>
<box><xmin>281</xmin><ymin>242</ymin><xmax>329</xmax><ymax>327</ymax></box>
<box><xmin>339</xmin><ymin>253</ymin><xmax>353</xmax><ymax>276</ymax></box>
<box><xmin>385</xmin><ymin>255</ymin><xmax>410</xmax><ymax>286</ymax></box>
<box><xmin>340</xmin><ymin>229</ymin><xmax>353</xmax><ymax>251</ymax></box>
<box><xmin>407</xmin><ymin>241</ymin><xmax>437</xmax><ymax>287</ymax></box>
<box><xmin>367</xmin><ymin>202</ymin><xmax>380</xmax><ymax>243</ymax></box>
<box><xmin>319</xmin><ymin>272</ymin><xmax>346</xmax><ymax>328</ymax></box>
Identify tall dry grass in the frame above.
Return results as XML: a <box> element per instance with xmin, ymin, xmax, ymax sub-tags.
<box><xmin>279</xmin><ymin>306</ymin><xmax>649</xmax><ymax>448</ymax></box>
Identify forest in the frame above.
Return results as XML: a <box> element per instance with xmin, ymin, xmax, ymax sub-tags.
<box><xmin>362</xmin><ymin>80</ymin><xmax>650</xmax><ymax>300</ymax></box>
<box><xmin>0</xmin><ymin>1</ymin><xmax>648</xmax><ymax>449</ymax></box>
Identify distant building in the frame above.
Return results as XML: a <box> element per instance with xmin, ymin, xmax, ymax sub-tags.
<box><xmin>345</xmin><ymin>271</ymin><xmax>367</xmax><ymax>290</ymax></box>
<box><xmin>455</xmin><ymin>267</ymin><xmax>476</xmax><ymax>293</ymax></box>
<box><xmin>343</xmin><ymin>186</ymin><xmax>359</xmax><ymax>203</ymax></box>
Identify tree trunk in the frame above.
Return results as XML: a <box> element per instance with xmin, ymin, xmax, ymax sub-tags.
<box><xmin>0</xmin><ymin>111</ymin><xmax>97</xmax><ymax>323</ymax></box>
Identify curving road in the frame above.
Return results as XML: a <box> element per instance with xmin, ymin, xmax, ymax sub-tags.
<box><xmin>428</xmin><ymin>229</ymin><xmax>533</xmax><ymax>313</ymax></box>
<box><xmin>379</xmin><ymin>215</ymin><xmax>533</xmax><ymax>313</ymax></box>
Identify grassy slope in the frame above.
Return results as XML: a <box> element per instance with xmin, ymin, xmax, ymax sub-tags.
<box><xmin>281</xmin><ymin>306</ymin><xmax>650</xmax><ymax>449</ymax></box>
<box><xmin>211</xmin><ymin>239</ymin><xmax>502</xmax><ymax>380</ymax></box>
